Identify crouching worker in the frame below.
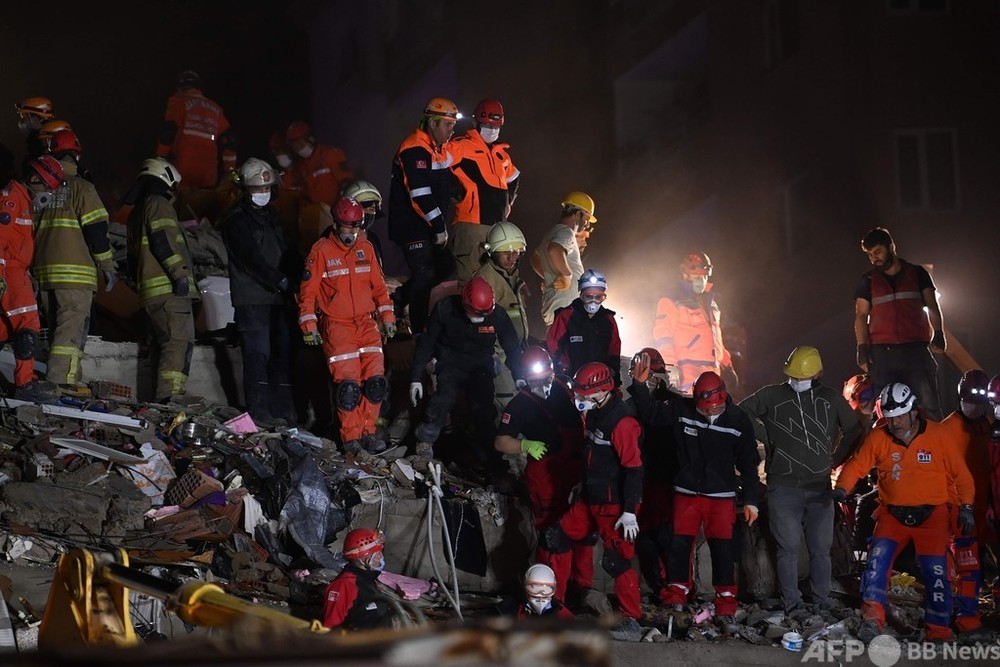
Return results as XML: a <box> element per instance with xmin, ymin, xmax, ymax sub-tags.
<box><xmin>833</xmin><ymin>383</ymin><xmax>974</xmax><ymax>644</ymax></box>
<box><xmin>323</xmin><ymin>528</ymin><xmax>392</xmax><ymax>630</ymax></box>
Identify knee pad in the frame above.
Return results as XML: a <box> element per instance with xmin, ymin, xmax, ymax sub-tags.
<box><xmin>13</xmin><ymin>330</ymin><xmax>38</xmax><ymax>360</ymax></box>
<box><xmin>363</xmin><ymin>375</ymin><xmax>388</xmax><ymax>404</ymax></box>
<box><xmin>543</xmin><ymin>523</ymin><xmax>573</xmax><ymax>554</ymax></box>
<box><xmin>602</xmin><ymin>548</ymin><xmax>632</xmax><ymax>577</ymax></box>
<box><xmin>336</xmin><ymin>380</ymin><xmax>362</xmax><ymax>411</ymax></box>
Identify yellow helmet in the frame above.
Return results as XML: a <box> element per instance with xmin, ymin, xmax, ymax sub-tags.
<box><xmin>562</xmin><ymin>191</ymin><xmax>596</xmax><ymax>223</ymax></box>
<box><xmin>484</xmin><ymin>221</ymin><xmax>526</xmax><ymax>254</ymax></box>
<box><xmin>16</xmin><ymin>97</ymin><xmax>54</xmax><ymax>120</ymax></box>
<box><xmin>424</xmin><ymin>97</ymin><xmax>460</xmax><ymax>120</ymax></box>
<box><xmin>783</xmin><ymin>346</ymin><xmax>823</xmax><ymax>380</ymax></box>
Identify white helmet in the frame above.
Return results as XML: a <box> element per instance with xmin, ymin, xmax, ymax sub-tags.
<box><xmin>524</xmin><ymin>563</ymin><xmax>556</xmax><ymax>614</ymax></box>
<box><xmin>878</xmin><ymin>382</ymin><xmax>917</xmax><ymax>418</ymax></box>
<box><xmin>484</xmin><ymin>221</ymin><xmax>526</xmax><ymax>254</ymax></box>
<box><xmin>240</xmin><ymin>157</ymin><xmax>278</xmax><ymax>188</ymax></box>
<box><xmin>138</xmin><ymin>157</ymin><xmax>181</xmax><ymax>189</ymax></box>
<box><xmin>341</xmin><ymin>179</ymin><xmax>382</xmax><ymax>205</ymax></box>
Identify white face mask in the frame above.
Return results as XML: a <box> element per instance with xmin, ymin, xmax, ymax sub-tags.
<box><xmin>583</xmin><ymin>301</ymin><xmax>601</xmax><ymax>315</ymax></box>
<box><xmin>690</xmin><ymin>276</ymin><xmax>708</xmax><ymax>294</ymax></box>
<box><xmin>479</xmin><ymin>126</ymin><xmax>500</xmax><ymax>143</ymax></box>
<box><xmin>31</xmin><ymin>190</ymin><xmax>55</xmax><ymax>211</ymax></box>
<box><xmin>468</xmin><ymin>315</ymin><xmax>485</xmax><ymax>324</ymax></box>
<box><xmin>251</xmin><ymin>191</ymin><xmax>271</xmax><ymax>207</ymax></box>
<box><xmin>788</xmin><ymin>378</ymin><xmax>812</xmax><ymax>393</ymax></box>
<box><xmin>527</xmin><ymin>597</ymin><xmax>552</xmax><ymax>615</ymax></box>
<box><xmin>575</xmin><ymin>397</ymin><xmax>595</xmax><ymax>412</ymax></box>
<box><xmin>530</xmin><ymin>379</ymin><xmax>553</xmax><ymax>400</ymax></box>
<box><xmin>275</xmin><ymin>154</ymin><xmax>292</xmax><ymax>169</ymax></box>
<box><xmin>367</xmin><ymin>552</ymin><xmax>385</xmax><ymax>572</ymax></box>
<box><xmin>297</xmin><ymin>144</ymin><xmax>314</xmax><ymax>159</ymax></box>
<box><xmin>961</xmin><ymin>401</ymin><xmax>987</xmax><ymax>420</ymax></box>
<box><xmin>698</xmin><ymin>409</ymin><xmax>721</xmax><ymax>424</ymax></box>
<box><xmin>337</xmin><ymin>228</ymin><xmax>359</xmax><ymax>246</ymax></box>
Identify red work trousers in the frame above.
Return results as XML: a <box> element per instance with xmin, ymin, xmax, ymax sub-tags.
<box><xmin>948</xmin><ymin>504</ymin><xmax>985</xmax><ymax>632</ymax></box>
<box><xmin>322</xmin><ymin>317</ymin><xmax>384</xmax><ymax>443</ymax></box>
<box><xmin>0</xmin><ymin>263</ymin><xmax>40</xmax><ymax>386</ymax></box>
<box><xmin>663</xmin><ymin>494</ymin><xmax>738</xmax><ymax>615</ymax></box>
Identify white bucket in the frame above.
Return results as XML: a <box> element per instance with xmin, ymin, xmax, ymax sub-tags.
<box><xmin>198</xmin><ymin>276</ymin><xmax>235</xmax><ymax>331</ymax></box>
<box><xmin>782</xmin><ymin>631</ymin><xmax>803</xmax><ymax>652</ymax></box>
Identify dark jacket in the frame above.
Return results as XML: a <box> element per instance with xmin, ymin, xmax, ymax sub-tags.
<box><xmin>582</xmin><ymin>394</ymin><xmax>644</xmax><ymax>514</ymax></box>
<box><xmin>547</xmin><ymin>299</ymin><xmax>621</xmax><ymax>382</ymax></box>
<box><xmin>321</xmin><ymin>564</ymin><xmax>392</xmax><ymax>630</ymax></box>
<box><xmin>221</xmin><ymin>199</ymin><xmax>298</xmax><ymax>307</ymax></box>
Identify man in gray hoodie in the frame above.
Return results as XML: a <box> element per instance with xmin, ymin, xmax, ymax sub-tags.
<box><xmin>739</xmin><ymin>346</ymin><xmax>860</xmax><ymax>618</ymax></box>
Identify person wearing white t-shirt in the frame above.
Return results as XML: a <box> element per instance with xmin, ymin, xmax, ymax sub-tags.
<box><xmin>531</xmin><ymin>192</ymin><xmax>596</xmax><ymax>327</ymax></box>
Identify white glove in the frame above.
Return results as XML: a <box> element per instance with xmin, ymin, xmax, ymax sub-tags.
<box><xmin>409</xmin><ymin>381</ymin><xmax>423</xmax><ymax>407</ymax></box>
<box><xmin>614</xmin><ymin>512</ymin><xmax>639</xmax><ymax>542</ymax></box>
<box><xmin>434</xmin><ymin>230</ymin><xmax>448</xmax><ymax>246</ymax></box>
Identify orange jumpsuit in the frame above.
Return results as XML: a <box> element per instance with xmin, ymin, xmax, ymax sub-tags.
<box><xmin>0</xmin><ymin>181</ymin><xmax>41</xmax><ymax>386</ymax></box>
<box><xmin>287</xmin><ymin>144</ymin><xmax>353</xmax><ymax>207</ymax></box>
<box><xmin>298</xmin><ymin>235</ymin><xmax>394</xmax><ymax>444</ymax></box>
<box><xmin>156</xmin><ymin>89</ymin><xmax>236</xmax><ymax>188</ymax></box>
<box><xmin>653</xmin><ymin>282</ymin><xmax>731</xmax><ymax>392</ymax></box>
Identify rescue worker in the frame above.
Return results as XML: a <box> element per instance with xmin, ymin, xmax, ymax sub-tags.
<box><xmin>941</xmin><ymin>369</ymin><xmax>993</xmax><ymax>636</ymax></box>
<box><xmin>285</xmin><ymin>121</ymin><xmax>354</xmax><ymax>254</ymax></box>
<box><xmin>322</xmin><ymin>528</ymin><xmax>392</xmax><ymax>630</ymax></box>
<box><xmin>738</xmin><ymin>346</ymin><xmax>861</xmax><ymax>618</ymax></box>
<box><xmin>34</xmin><ymin>131</ymin><xmax>115</xmax><ymax>395</ymax></box>
<box><xmin>531</xmin><ymin>192</ymin><xmax>595</xmax><ymax>328</ymax></box>
<box><xmin>474</xmin><ymin>221</ymin><xmax>529</xmax><ymax>410</ymax></box>
<box><xmin>299</xmin><ymin>197</ymin><xmax>396</xmax><ymax>455</ymax></box>
<box><xmin>653</xmin><ymin>251</ymin><xmax>735</xmax><ymax>393</ymax></box>
<box><xmin>156</xmin><ymin>70</ymin><xmax>236</xmax><ymax>189</ymax></box>
<box><xmin>494</xmin><ymin>347</ymin><xmax>593</xmax><ymax>603</ymax></box>
<box><xmin>854</xmin><ymin>227</ymin><xmax>945</xmax><ymax>420</ymax></box>
<box><xmin>125</xmin><ymin>158</ymin><xmax>197</xmax><ymax>402</ymax></box>
<box><xmin>547</xmin><ymin>361</ymin><xmax>643</xmax><ymax>642</ymax></box>
<box><xmin>221</xmin><ymin>158</ymin><xmax>298</xmax><ymax>428</ymax></box>
<box><xmin>37</xmin><ymin>120</ymin><xmax>73</xmax><ymax>149</ymax></box>
<box><xmin>15</xmin><ymin>97</ymin><xmax>54</xmax><ymax>169</ymax></box>
<box><xmin>989</xmin><ymin>376</ymin><xmax>1000</xmax><ymax>534</ymax></box>
<box><xmin>626</xmin><ymin>348</ymin><xmax>678</xmax><ymax>603</ymax></box>
<box><xmin>833</xmin><ymin>382</ymin><xmax>974</xmax><ymax>644</ymax></box>
<box><xmin>629</xmin><ymin>357</ymin><xmax>760</xmax><ymax>618</ymax></box>
<box><xmin>340</xmin><ymin>179</ymin><xmax>385</xmax><ymax>265</ymax></box>
<box><xmin>1</xmin><ymin>157</ymin><xmax>63</xmax><ymax>401</ymax></box>
<box><xmin>547</xmin><ymin>269</ymin><xmax>621</xmax><ymax>384</ymax></box>
<box><xmin>387</xmin><ymin>98</ymin><xmax>462</xmax><ymax>334</ymax></box>
<box><xmin>409</xmin><ymin>277</ymin><xmax>521</xmax><ymax>464</ymax></box>
<box><xmin>501</xmin><ymin>564</ymin><xmax>574</xmax><ymax>620</ymax></box>
<box><xmin>843</xmin><ymin>372</ymin><xmax>877</xmax><ymax>435</ymax></box>
<box><xmin>448</xmin><ymin>98</ymin><xmax>520</xmax><ymax>286</ymax></box>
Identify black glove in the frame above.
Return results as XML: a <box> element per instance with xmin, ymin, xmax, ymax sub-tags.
<box><xmin>959</xmin><ymin>504</ymin><xmax>975</xmax><ymax>536</ymax></box>
<box><xmin>830</xmin><ymin>487</ymin><xmax>847</xmax><ymax>503</ymax></box>
<box><xmin>856</xmin><ymin>344</ymin><xmax>872</xmax><ymax>370</ymax></box>
<box><xmin>172</xmin><ymin>275</ymin><xmax>190</xmax><ymax>297</ymax></box>
<box><xmin>277</xmin><ymin>276</ymin><xmax>290</xmax><ymax>293</ymax></box>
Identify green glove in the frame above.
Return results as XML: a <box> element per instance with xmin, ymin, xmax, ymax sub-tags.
<box><xmin>303</xmin><ymin>330</ymin><xmax>323</xmax><ymax>346</ymax></box>
<box><xmin>520</xmin><ymin>439</ymin><xmax>548</xmax><ymax>460</ymax></box>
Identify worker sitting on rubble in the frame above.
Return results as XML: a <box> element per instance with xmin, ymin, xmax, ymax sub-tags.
<box><xmin>833</xmin><ymin>382</ymin><xmax>974</xmax><ymax>645</ymax></box>
<box><xmin>322</xmin><ymin>528</ymin><xmax>393</xmax><ymax>631</ymax></box>
<box><xmin>546</xmin><ymin>269</ymin><xmax>621</xmax><ymax>384</ymax></box>
<box><xmin>409</xmin><ymin>276</ymin><xmax>521</xmax><ymax>468</ymax></box>
<box><xmin>497</xmin><ymin>564</ymin><xmax>574</xmax><ymax>619</ymax></box>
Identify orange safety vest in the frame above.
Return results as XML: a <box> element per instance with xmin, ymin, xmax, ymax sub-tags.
<box><xmin>653</xmin><ymin>284</ymin><xmax>731</xmax><ymax>390</ymax></box>
<box><xmin>156</xmin><ymin>89</ymin><xmax>234</xmax><ymax>188</ymax></box>
<box><xmin>449</xmin><ymin>129</ymin><xmax>519</xmax><ymax>224</ymax></box>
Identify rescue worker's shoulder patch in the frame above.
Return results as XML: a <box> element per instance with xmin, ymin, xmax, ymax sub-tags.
<box><xmin>415</xmin><ymin>159</ymin><xmax>429</xmax><ymax>169</ymax></box>
<box><xmin>501</xmin><ymin>412</ymin><xmax>511</xmax><ymax>424</ymax></box>
<box><xmin>326</xmin><ymin>589</ymin><xmax>339</xmax><ymax>602</ymax></box>
<box><xmin>684</xmin><ymin>426</ymin><xmax>698</xmax><ymax>437</ymax></box>
<box><xmin>356</xmin><ymin>250</ymin><xmax>365</xmax><ymax>260</ymax></box>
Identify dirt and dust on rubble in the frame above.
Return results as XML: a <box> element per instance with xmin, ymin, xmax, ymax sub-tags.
<box><xmin>0</xmin><ymin>366</ymin><xmax>994</xmax><ymax>660</ymax></box>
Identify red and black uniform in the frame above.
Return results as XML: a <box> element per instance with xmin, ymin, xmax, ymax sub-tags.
<box><xmin>547</xmin><ymin>299</ymin><xmax>622</xmax><ymax>383</ymax></box>
<box><xmin>156</xmin><ymin>88</ymin><xmax>236</xmax><ymax>188</ymax></box>
<box><xmin>322</xmin><ymin>564</ymin><xmax>392</xmax><ymax>630</ymax></box>
<box><xmin>628</xmin><ymin>381</ymin><xmax>759</xmax><ymax>615</ymax></box>
<box><xmin>497</xmin><ymin>380</ymin><xmax>593</xmax><ymax>601</ymax></box>
<box><xmin>0</xmin><ymin>180</ymin><xmax>40</xmax><ymax>386</ymax></box>
<box><xmin>548</xmin><ymin>393</ymin><xmax>643</xmax><ymax>620</ymax></box>
<box><xmin>835</xmin><ymin>418</ymin><xmax>974</xmax><ymax>641</ymax></box>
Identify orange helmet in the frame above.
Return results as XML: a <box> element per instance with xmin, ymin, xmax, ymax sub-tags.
<box><xmin>842</xmin><ymin>373</ymin><xmax>874</xmax><ymax>411</ymax></box>
<box><xmin>38</xmin><ymin>119</ymin><xmax>73</xmax><ymax>143</ymax></box>
<box><xmin>693</xmin><ymin>372</ymin><xmax>727</xmax><ymax>413</ymax></box>
<box><xmin>573</xmin><ymin>362</ymin><xmax>615</xmax><ymax>396</ymax></box>
<box><xmin>424</xmin><ymin>97</ymin><xmax>459</xmax><ymax>120</ymax></box>
<box><xmin>680</xmin><ymin>252</ymin><xmax>712</xmax><ymax>278</ymax></box>
<box><xmin>48</xmin><ymin>129</ymin><xmax>82</xmax><ymax>156</ymax></box>
<box><xmin>343</xmin><ymin>528</ymin><xmax>384</xmax><ymax>560</ymax></box>
<box><xmin>520</xmin><ymin>346</ymin><xmax>554</xmax><ymax>382</ymax></box>
<box><xmin>268</xmin><ymin>131</ymin><xmax>288</xmax><ymax>154</ymax></box>
<box><xmin>332</xmin><ymin>197</ymin><xmax>364</xmax><ymax>228</ymax></box>
<box><xmin>473</xmin><ymin>99</ymin><xmax>504</xmax><ymax>126</ymax></box>
<box><xmin>285</xmin><ymin>121</ymin><xmax>312</xmax><ymax>143</ymax></box>
<box><xmin>16</xmin><ymin>97</ymin><xmax>54</xmax><ymax>120</ymax></box>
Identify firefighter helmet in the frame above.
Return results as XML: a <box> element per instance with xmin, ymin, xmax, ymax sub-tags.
<box><xmin>343</xmin><ymin>528</ymin><xmax>384</xmax><ymax>560</ymax></box>
<box><xmin>484</xmin><ymin>221</ymin><xmax>526</xmax><ymax>254</ymax></box>
<box><xmin>520</xmin><ymin>346</ymin><xmax>554</xmax><ymax>382</ymax></box>
<box><xmin>341</xmin><ymin>180</ymin><xmax>382</xmax><ymax>206</ymax></box>
<box><xmin>694</xmin><ymin>372</ymin><xmax>727</xmax><ymax>413</ymax></box>
<box><xmin>843</xmin><ymin>373</ymin><xmax>874</xmax><ymax>410</ymax></box>
<box><xmin>630</xmin><ymin>347</ymin><xmax>667</xmax><ymax>375</ymax></box>
<box><xmin>878</xmin><ymin>382</ymin><xmax>917</xmax><ymax>418</ymax></box>
<box><xmin>16</xmin><ymin>97</ymin><xmax>54</xmax><ymax>120</ymax></box>
<box><xmin>424</xmin><ymin>97</ymin><xmax>460</xmax><ymax>120</ymax></box>
<box><xmin>573</xmin><ymin>362</ymin><xmax>615</xmax><ymax>396</ymax></box>
<box><xmin>474</xmin><ymin>99</ymin><xmax>504</xmax><ymax>127</ymax></box>
<box><xmin>783</xmin><ymin>346</ymin><xmax>822</xmax><ymax>380</ymax></box>
<box><xmin>285</xmin><ymin>121</ymin><xmax>312</xmax><ymax>143</ymax></box>
<box><xmin>239</xmin><ymin>158</ymin><xmax>277</xmax><ymax>188</ymax></box>
<box><xmin>680</xmin><ymin>252</ymin><xmax>712</xmax><ymax>278</ymax></box>
<box><xmin>48</xmin><ymin>129</ymin><xmax>82</xmax><ymax>156</ymax></box>
<box><xmin>561</xmin><ymin>191</ymin><xmax>596</xmax><ymax>223</ymax></box>
<box><xmin>28</xmin><ymin>156</ymin><xmax>66</xmax><ymax>190</ymax></box>
<box><xmin>38</xmin><ymin>119</ymin><xmax>73</xmax><ymax>143</ymax></box>
<box><xmin>139</xmin><ymin>157</ymin><xmax>181</xmax><ymax>189</ymax></box>
<box><xmin>332</xmin><ymin>197</ymin><xmax>365</xmax><ymax>228</ymax></box>
<box><xmin>958</xmin><ymin>369</ymin><xmax>990</xmax><ymax>404</ymax></box>
<box><xmin>461</xmin><ymin>277</ymin><xmax>495</xmax><ymax>317</ymax></box>
<box><xmin>578</xmin><ymin>269</ymin><xmax>607</xmax><ymax>292</ymax></box>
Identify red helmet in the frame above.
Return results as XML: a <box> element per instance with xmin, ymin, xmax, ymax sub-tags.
<box><xmin>693</xmin><ymin>372</ymin><xmax>727</xmax><ymax>413</ymax></box>
<box><xmin>520</xmin><ymin>346</ymin><xmax>554</xmax><ymax>382</ymax></box>
<box><xmin>630</xmin><ymin>347</ymin><xmax>666</xmax><ymax>374</ymax></box>
<box><xmin>573</xmin><ymin>362</ymin><xmax>615</xmax><ymax>396</ymax></box>
<box><xmin>285</xmin><ymin>121</ymin><xmax>312</xmax><ymax>143</ymax></box>
<box><xmin>28</xmin><ymin>155</ymin><xmax>66</xmax><ymax>190</ymax></box>
<box><xmin>987</xmin><ymin>375</ymin><xmax>1000</xmax><ymax>407</ymax></box>
<box><xmin>958</xmin><ymin>369</ymin><xmax>990</xmax><ymax>404</ymax></box>
<box><xmin>343</xmin><ymin>528</ymin><xmax>384</xmax><ymax>560</ymax></box>
<box><xmin>680</xmin><ymin>251</ymin><xmax>712</xmax><ymax>278</ymax></box>
<box><xmin>461</xmin><ymin>277</ymin><xmax>495</xmax><ymax>317</ymax></box>
<box><xmin>48</xmin><ymin>129</ymin><xmax>82</xmax><ymax>156</ymax></box>
<box><xmin>268</xmin><ymin>131</ymin><xmax>287</xmax><ymax>153</ymax></box>
<box><xmin>473</xmin><ymin>99</ymin><xmax>504</xmax><ymax>127</ymax></box>
<box><xmin>842</xmin><ymin>373</ymin><xmax>875</xmax><ymax>410</ymax></box>
<box><xmin>332</xmin><ymin>196</ymin><xmax>364</xmax><ymax>228</ymax></box>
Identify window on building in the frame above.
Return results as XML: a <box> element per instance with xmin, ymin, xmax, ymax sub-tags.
<box><xmin>765</xmin><ymin>0</ymin><xmax>800</xmax><ymax>68</ymax></box>
<box><xmin>894</xmin><ymin>129</ymin><xmax>958</xmax><ymax>211</ymax></box>
<box><xmin>887</xmin><ymin>0</ymin><xmax>950</xmax><ymax>14</ymax></box>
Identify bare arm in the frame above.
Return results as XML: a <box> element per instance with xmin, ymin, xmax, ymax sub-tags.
<box><xmin>547</xmin><ymin>242</ymin><xmax>571</xmax><ymax>278</ymax></box>
<box><xmin>923</xmin><ymin>287</ymin><xmax>946</xmax><ymax>352</ymax></box>
<box><xmin>854</xmin><ymin>298</ymin><xmax>871</xmax><ymax>346</ymax></box>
